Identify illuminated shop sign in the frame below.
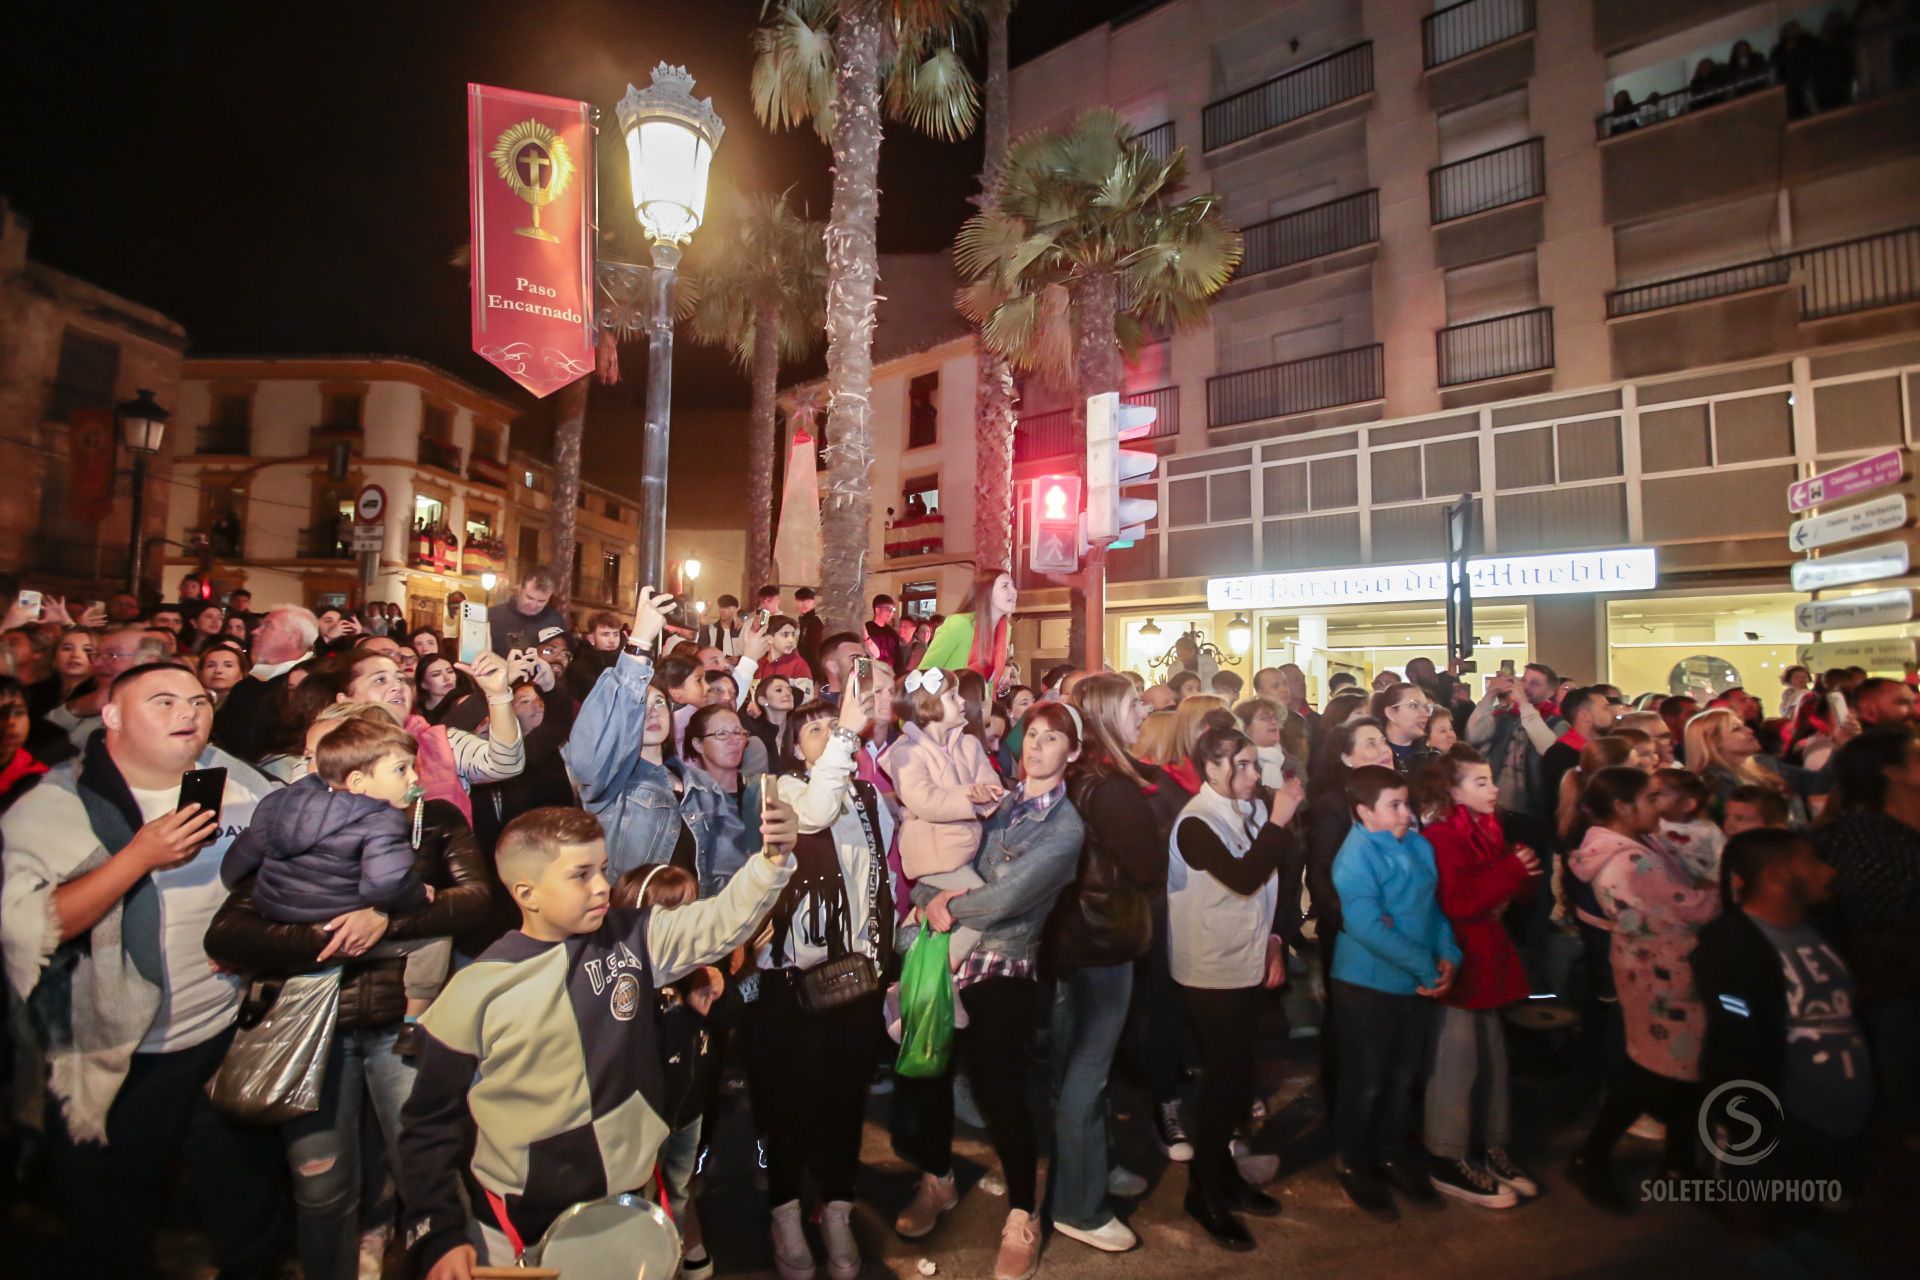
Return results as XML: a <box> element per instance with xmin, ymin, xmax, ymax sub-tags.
<box><xmin>1207</xmin><ymin>547</ymin><xmax>1658</xmax><ymax>611</ymax></box>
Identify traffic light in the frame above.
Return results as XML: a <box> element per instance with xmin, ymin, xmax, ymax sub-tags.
<box><xmin>1028</xmin><ymin>474</ymin><xmax>1081</xmax><ymax>575</ymax></box>
<box><xmin>1085</xmin><ymin>391</ymin><xmax>1159</xmax><ymax>545</ymax></box>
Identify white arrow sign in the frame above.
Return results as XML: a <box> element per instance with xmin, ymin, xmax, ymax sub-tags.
<box><xmin>1798</xmin><ymin>638</ymin><xmax>1920</xmax><ymax>671</ymax></box>
<box><xmin>1794</xmin><ymin>588</ymin><xmax>1917</xmax><ymax>633</ymax></box>
<box><xmin>1789</xmin><ymin>539</ymin><xmax>1913</xmax><ymax>591</ymax></box>
<box><xmin>1788</xmin><ymin>493</ymin><xmax>1911</xmax><ymax>552</ymax></box>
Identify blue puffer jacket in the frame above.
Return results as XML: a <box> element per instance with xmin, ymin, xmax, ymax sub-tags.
<box><xmin>914</xmin><ymin>787</ymin><xmax>1084</xmax><ymax>966</ymax></box>
<box><xmin>221</xmin><ymin>773</ymin><xmax>427</xmax><ymax>922</ymax></box>
<box><xmin>1329</xmin><ymin>822</ymin><xmax>1461</xmax><ymax>995</ymax></box>
<box><xmin>563</xmin><ymin>652</ymin><xmax>752</xmax><ymax>896</ymax></box>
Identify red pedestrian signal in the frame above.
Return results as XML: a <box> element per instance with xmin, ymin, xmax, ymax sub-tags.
<box><xmin>1028</xmin><ymin>474</ymin><xmax>1081</xmax><ymax>575</ymax></box>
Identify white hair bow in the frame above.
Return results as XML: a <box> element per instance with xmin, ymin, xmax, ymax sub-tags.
<box><xmin>904</xmin><ymin>669</ymin><xmax>946</xmax><ymax>695</ymax></box>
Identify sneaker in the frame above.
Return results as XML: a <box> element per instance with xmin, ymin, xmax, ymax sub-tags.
<box><xmin>895</xmin><ymin>1170</ymin><xmax>959</xmax><ymax>1240</ymax></box>
<box><xmin>1428</xmin><ymin>1156</ymin><xmax>1519</xmax><ymax>1209</ymax></box>
<box><xmin>1482</xmin><ymin>1146</ymin><xmax>1539</xmax><ymax>1198</ymax></box>
<box><xmin>1627</xmin><ymin>1115</ymin><xmax>1666</xmax><ymax>1141</ymax></box>
<box><xmin>994</xmin><ymin>1208</ymin><xmax>1041</xmax><ymax>1280</ymax></box>
<box><xmin>954</xmin><ymin>1073</ymin><xmax>987</xmax><ymax>1129</ymax></box>
<box><xmin>1052</xmin><ymin>1216</ymin><xmax>1137</xmax><ymax>1253</ymax></box>
<box><xmin>820</xmin><ymin>1199</ymin><xmax>860</xmax><ymax>1280</ymax></box>
<box><xmin>357</xmin><ymin>1223</ymin><xmax>390</xmax><ymax>1280</ymax></box>
<box><xmin>1337</xmin><ymin>1161</ymin><xmax>1398</xmax><ymax>1219</ymax></box>
<box><xmin>1106</xmin><ymin>1166</ymin><xmax>1148</xmax><ymax>1198</ymax></box>
<box><xmin>1154</xmin><ymin>1100</ymin><xmax>1195</xmax><ymax>1162</ymax></box>
<box><xmin>771</xmin><ymin>1199</ymin><xmax>818</xmax><ymax>1280</ymax></box>
<box><xmin>682</xmin><ymin>1246</ymin><xmax>716</xmax><ymax>1280</ymax></box>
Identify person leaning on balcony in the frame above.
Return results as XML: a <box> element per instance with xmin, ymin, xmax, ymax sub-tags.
<box><xmin>919</xmin><ymin>569</ymin><xmax>1019</xmax><ymax>696</ymax></box>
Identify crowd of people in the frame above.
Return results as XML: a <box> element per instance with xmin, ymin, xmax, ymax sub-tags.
<box><xmin>0</xmin><ymin>563</ymin><xmax>1911</xmax><ymax>1280</ymax></box>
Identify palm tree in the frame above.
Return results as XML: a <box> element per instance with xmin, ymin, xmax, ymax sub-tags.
<box><xmin>752</xmin><ymin>0</ymin><xmax>981</xmax><ymax>631</ymax></box>
<box><xmin>686</xmin><ymin>193</ymin><xmax>829</xmax><ymax>597</ymax></box>
<box><xmin>970</xmin><ymin>0</ymin><xmax>1017</xmax><ymax>575</ymax></box>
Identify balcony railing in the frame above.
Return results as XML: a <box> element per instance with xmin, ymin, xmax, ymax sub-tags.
<box><xmin>28</xmin><ymin>535</ymin><xmax>129</xmax><ymax>583</ymax></box>
<box><xmin>1240</xmin><ymin>190</ymin><xmax>1379</xmax><ymax>278</ymax></box>
<box><xmin>1606</xmin><ymin>225</ymin><xmax>1920</xmax><ymax>321</ymax></box>
<box><xmin>1429</xmin><ymin>137</ymin><xmax>1544</xmax><ymax>224</ymax></box>
<box><xmin>1207</xmin><ymin>344</ymin><xmax>1385</xmax><ymax>428</ymax></box>
<box><xmin>1437</xmin><ymin>307</ymin><xmax>1554</xmax><ymax>386</ymax></box>
<box><xmin>1013</xmin><ymin>408</ymin><xmax>1078</xmax><ymax>463</ymax></box>
<box><xmin>1598</xmin><ymin>67</ymin><xmax>1775</xmax><ymax>139</ymax></box>
<box><xmin>885</xmin><ymin>513</ymin><xmax>947</xmax><ymax>560</ymax></box>
<box><xmin>1137</xmin><ymin>121</ymin><xmax>1175</xmax><ymax>164</ymax></box>
<box><xmin>1203</xmin><ymin>42</ymin><xmax>1373</xmax><ymax>152</ymax></box>
<box><xmin>1125</xmin><ymin>385</ymin><xmax>1181</xmax><ymax>441</ymax></box>
<box><xmin>419</xmin><ymin>436</ymin><xmax>463</xmax><ymax>473</ymax></box>
<box><xmin>468</xmin><ymin>454</ymin><xmax>509</xmax><ymax>487</ymax></box>
<box><xmin>195</xmin><ymin>424</ymin><xmax>250</xmax><ymax>455</ymax></box>
<box><xmin>299</xmin><ymin>525</ymin><xmax>355</xmax><ymax>560</ymax></box>
<box><xmin>1423</xmin><ymin>0</ymin><xmax>1535</xmax><ymax>69</ymax></box>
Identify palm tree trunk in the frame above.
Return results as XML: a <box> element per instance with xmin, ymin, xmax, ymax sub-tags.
<box><xmin>550</xmin><ymin>375</ymin><xmax>587</xmax><ymax>615</ymax></box>
<box><xmin>1066</xmin><ymin>269</ymin><xmax>1123</xmax><ymax>667</ymax></box>
<box><xmin>972</xmin><ymin>0</ymin><xmax>1017</xmax><ymax>575</ymax></box>
<box><xmin>818</xmin><ymin>3</ymin><xmax>885</xmax><ymax>634</ymax></box>
<box><xmin>746</xmin><ymin>295</ymin><xmax>781</xmax><ymax>598</ymax></box>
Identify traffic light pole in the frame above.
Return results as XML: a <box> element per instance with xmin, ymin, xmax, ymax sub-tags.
<box><xmin>1083</xmin><ymin>544</ymin><xmax>1107</xmax><ymax>672</ymax></box>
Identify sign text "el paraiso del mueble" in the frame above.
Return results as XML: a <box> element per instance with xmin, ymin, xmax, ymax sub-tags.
<box><xmin>1208</xmin><ymin>548</ymin><xmax>1658</xmax><ymax>611</ymax></box>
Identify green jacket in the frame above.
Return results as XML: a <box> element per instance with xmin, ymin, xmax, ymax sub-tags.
<box><xmin>919</xmin><ymin>612</ymin><xmax>980</xmax><ymax>671</ymax></box>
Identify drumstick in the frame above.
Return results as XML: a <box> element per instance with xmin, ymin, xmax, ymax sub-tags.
<box><xmin>473</xmin><ymin>1268</ymin><xmax>560</xmax><ymax>1278</ymax></box>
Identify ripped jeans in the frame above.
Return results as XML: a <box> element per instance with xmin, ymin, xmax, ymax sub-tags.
<box><xmin>281</xmin><ymin>1025</ymin><xmax>416</xmax><ymax>1280</ymax></box>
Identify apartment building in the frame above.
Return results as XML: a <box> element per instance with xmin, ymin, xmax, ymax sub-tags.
<box><xmin>503</xmin><ymin>446</ymin><xmax>644</xmax><ymax>627</ymax></box>
<box><xmin>833</xmin><ymin>0</ymin><xmax>1920</xmax><ymax>696</ymax></box>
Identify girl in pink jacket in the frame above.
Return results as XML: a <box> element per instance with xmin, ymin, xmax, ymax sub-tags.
<box><xmin>882</xmin><ymin>668</ymin><xmax>1004</xmax><ymax>967</ymax></box>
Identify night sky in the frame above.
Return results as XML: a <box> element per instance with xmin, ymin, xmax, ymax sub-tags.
<box><xmin>9</xmin><ymin>0</ymin><xmax>1131</xmax><ymax>503</ymax></box>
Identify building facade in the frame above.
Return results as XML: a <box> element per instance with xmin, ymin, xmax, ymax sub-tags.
<box><xmin>805</xmin><ymin>0</ymin><xmax>1920</xmax><ymax>698</ymax></box>
<box><xmin>503</xmin><ymin>445</ymin><xmax>643</xmax><ymax>627</ymax></box>
<box><xmin>0</xmin><ymin>199</ymin><xmax>189</xmax><ymax>599</ymax></box>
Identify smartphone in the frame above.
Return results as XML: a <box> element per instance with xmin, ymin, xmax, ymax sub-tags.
<box><xmin>14</xmin><ymin>590</ymin><xmax>41</xmax><ymax>622</ymax></box>
<box><xmin>853</xmin><ymin>656</ymin><xmax>875</xmax><ymax>693</ymax></box>
<box><xmin>1498</xmin><ymin>658</ymin><xmax>1516</xmax><ymax>677</ymax></box>
<box><xmin>1829</xmin><ymin>690</ymin><xmax>1851</xmax><ymax>725</ymax></box>
<box><xmin>754</xmin><ymin>608</ymin><xmax>770</xmax><ymax>630</ymax></box>
<box><xmin>177</xmin><ymin>767</ymin><xmax>228</xmax><ymax>825</ymax></box>
<box><xmin>458</xmin><ymin>601</ymin><xmax>492</xmax><ymax>666</ymax></box>
<box><xmin>743</xmin><ymin>778</ymin><xmax>766</xmax><ymax>852</ymax></box>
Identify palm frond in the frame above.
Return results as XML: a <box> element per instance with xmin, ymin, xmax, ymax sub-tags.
<box><xmin>751</xmin><ymin>3</ymin><xmax>838</xmax><ymax>142</ymax></box>
<box><xmin>884</xmin><ymin>44</ymin><xmax>979</xmax><ymax>140</ymax></box>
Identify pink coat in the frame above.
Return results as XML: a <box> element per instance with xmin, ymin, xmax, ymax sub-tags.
<box><xmin>1569</xmin><ymin>826</ymin><xmax>1721</xmax><ymax>1081</ymax></box>
<box><xmin>881</xmin><ymin>720</ymin><xmax>1000</xmax><ymax>879</ymax></box>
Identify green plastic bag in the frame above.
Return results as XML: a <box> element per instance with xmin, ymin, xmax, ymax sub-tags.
<box><xmin>895</xmin><ymin>927</ymin><xmax>955</xmax><ymax>1079</ymax></box>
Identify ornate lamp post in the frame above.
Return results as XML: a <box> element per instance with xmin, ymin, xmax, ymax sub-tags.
<box><xmin>116</xmin><ymin>388</ymin><xmax>170</xmax><ymax>595</ymax></box>
<box><xmin>613</xmin><ymin>64</ymin><xmax>723</xmax><ymax>592</ymax></box>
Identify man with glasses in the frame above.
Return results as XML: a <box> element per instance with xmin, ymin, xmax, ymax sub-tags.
<box><xmin>1541</xmin><ymin>685</ymin><xmax>1619</xmax><ymax>825</ymax></box>
<box><xmin>47</xmin><ymin>626</ymin><xmax>169</xmax><ymax>752</ymax></box>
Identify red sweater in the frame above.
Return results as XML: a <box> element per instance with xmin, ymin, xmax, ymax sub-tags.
<box><xmin>1425</xmin><ymin>807</ymin><xmax>1536</xmax><ymax>1009</ymax></box>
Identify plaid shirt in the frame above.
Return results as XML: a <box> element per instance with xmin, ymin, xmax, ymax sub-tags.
<box><xmin>1005</xmin><ymin>780</ymin><xmax>1065</xmax><ymax>829</ymax></box>
<box><xmin>955</xmin><ymin>948</ymin><xmax>1034</xmax><ymax>991</ymax></box>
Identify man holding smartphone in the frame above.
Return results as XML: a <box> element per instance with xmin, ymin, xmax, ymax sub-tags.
<box><xmin>1</xmin><ymin>663</ymin><xmax>283</xmax><ymax>1280</ymax></box>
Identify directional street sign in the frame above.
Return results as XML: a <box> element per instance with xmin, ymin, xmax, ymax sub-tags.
<box><xmin>1798</xmin><ymin>637</ymin><xmax>1920</xmax><ymax>671</ymax></box>
<box><xmin>1788</xmin><ymin>492</ymin><xmax>1911</xmax><ymax>552</ymax></box>
<box><xmin>1794</xmin><ymin>588</ymin><xmax>1917</xmax><ymax>633</ymax></box>
<box><xmin>1787</xmin><ymin>449</ymin><xmax>1908</xmax><ymax>513</ymax></box>
<box><xmin>1789</xmin><ymin>539</ymin><xmax>1913</xmax><ymax>591</ymax></box>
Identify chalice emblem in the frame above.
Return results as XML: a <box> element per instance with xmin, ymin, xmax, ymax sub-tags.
<box><xmin>490</xmin><ymin>119</ymin><xmax>576</xmax><ymax>243</ymax></box>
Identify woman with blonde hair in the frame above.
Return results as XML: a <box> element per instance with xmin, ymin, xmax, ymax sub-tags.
<box><xmin>1132</xmin><ymin>708</ymin><xmax>1180</xmax><ymax>772</ymax></box>
<box><xmin>1685</xmin><ymin>705</ymin><xmax>1832</xmax><ymax>823</ymax></box>
<box><xmin>1165</xmin><ymin>694</ymin><xmax>1232</xmax><ymax>794</ymax></box>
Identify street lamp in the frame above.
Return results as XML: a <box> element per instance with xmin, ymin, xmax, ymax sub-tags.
<box><xmin>683</xmin><ymin>557</ymin><xmax>701</xmax><ymax>585</ymax></box>
<box><xmin>481</xmin><ymin>571</ymin><xmax>498</xmax><ymax>593</ymax></box>
<box><xmin>1227</xmin><ymin>612</ymin><xmax>1252</xmax><ymax>655</ymax></box>
<box><xmin>615</xmin><ymin>64</ymin><xmax>724</xmax><ymax>592</ymax></box>
<box><xmin>116</xmin><ymin>388</ymin><xmax>170</xmax><ymax>596</ymax></box>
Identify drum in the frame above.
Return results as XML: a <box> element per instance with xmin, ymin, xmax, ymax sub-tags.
<box><xmin>528</xmin><ymin>1192</ymin><xmax>682</xmax><ymax>1280</ymax></box>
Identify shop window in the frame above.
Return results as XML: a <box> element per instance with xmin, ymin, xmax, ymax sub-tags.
<box><xmin>1814</xmin><ymin>378</ymin><xmax>1902</xmax><ymax>454</ymax></box>
<box><xmin>48</xmin><ymin>329</ymin><xmax>120</xmax><ymax>421</ymax></box>
<box><xmin>901</xmin><ymin>474</ymin><xmax>939</xmax><ymax>517</ymax></box>
<box><xmin>907</xmin><ymin>372</ymin><xmax>939</xmax><ymax>449</ymax></box>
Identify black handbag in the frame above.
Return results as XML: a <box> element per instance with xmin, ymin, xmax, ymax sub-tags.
<box><xmin>1060</xmin><ymin>772</ymin><xmax>1152</xmax><ymax>967</ymax></box>
<box><xmin>795</xmin><ymin>780</ymin><xmax>892</xmax><ymax>1015</ymax></box>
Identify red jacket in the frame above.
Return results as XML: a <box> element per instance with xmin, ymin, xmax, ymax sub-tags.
<box><xmin>1425</xmin><ymin>807</ymin><xmax>1536</xmax><ymax>1009</ymax></box>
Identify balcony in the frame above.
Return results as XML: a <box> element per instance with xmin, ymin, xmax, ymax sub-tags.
<box><xmin>1424</xmin><ymin>0</ymin><xmax>1535</xmax><ymax>69</ymax></box>
<box><xmin>1238</xmin><ymin>190</ymin><xmax>1379</xmax><ymax>279</ymax></box>
<box><xmin>298</xmin><ymin>525</ymin><xmax>355</xmax><ymax>561</ymax></box>
<box><xmin>29</xmin><ymin>535</ymin><xmax>129</xmax><ymax>583</ymax></box>
<box><xmin>885</xmin><ymin>513</ymin><xmax>946</xmax><ymax>560</ymax></box>
<box><xmin>1013</xmin><ymin>408</ymin><xmax>1078</xmax><ymax>463</ymax></box>
<box><xmin>1206</xmin><ymin>344</ymin><xmax>1385</xmax><ymax>429</ymax></box>
<box><xmin>468</xmin><ymin>454</ymin><xmax>509</xmax><ymax>487</ymax></box>
<box><xmin>1203</xmin><ymin>43</ymin><xmax>1373</xmax><ymax>153</ymax></box>
<box><xmin>1606</xmin><ymin>225</ymin><xmax>1920</xmax><ymax>321</ymax></box>
<box><xmin>1437</xmin><ymin>307</ymin><xmax>1554</xmax><ymax>387</ymax></box>
<box><xmin>195</xmin><ymin>424</ymin><xmax>249</xmax><ymax>455</ymax></box>
<box><xmin>1137</xmin><ymin>121</ymin><xmax>1175</xmax><ymax>165</ymax></box>
<box><xmin>1430</xmin><ymin>137</ymin><xmax>1544</xmax><ymax>224</ymax></box>
<box><xmin>418</xmin><ymin>436</ymin><xmax>463</xmax><ymax>474</ymax></box>
<box><xmin>1124</xmin><ymin>386</ymin><xmax>1182</xmax><ymax>442</ymax></box>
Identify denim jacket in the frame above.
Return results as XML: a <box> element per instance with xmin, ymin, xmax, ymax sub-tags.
<box><xmin>564</xmin><ymin>653</ymin><xmax>751</xmax><ymax>896</ymax></box>
<box><xmin>914</xmin><ymin>786</ymin><xmax>1084</xmax><ymax>965</ymax></box>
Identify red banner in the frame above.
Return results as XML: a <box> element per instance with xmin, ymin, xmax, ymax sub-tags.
<box><xmin>67</xmin><ymin>408</ymin><xmax>116</xmax><ymax>524</ymax></box>
<box><xmin>467</xmin><ymin>84</ymin><xmax>595</xmax><ymax>398</ymax></box>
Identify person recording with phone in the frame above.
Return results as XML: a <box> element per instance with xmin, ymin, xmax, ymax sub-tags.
<box><xmin>1</xmin><ymin>663</ymin><xmax>284</xmax><ymax>1280</ymax></box>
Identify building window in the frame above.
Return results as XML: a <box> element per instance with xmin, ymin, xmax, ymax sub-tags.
<box><xmin>907</xmin><ymin>372</ymin><xmax>939</xmax><ymax>449</ymax></box>
<box><xmin>48</xmin><ymin>329</ymin><xmax>120</xmax><ymax>422</ymax></box>
<box><xmin>517</xmin><ymin>526</ymin><xmax>541</xmax><ymax>570</ymax></box>
<box><xmin>902</xmin><ymin>473</ymin><xmax>940</xmax><ymax>517</ymax></box>
<box><xmin>211</xmin><ymin>391</ymin><xmax>252</xmax><ymax>431</ymax></box>
<box><xmin>901</xmin><ymin>579</ymin><xmax>937</xmax><ymax>619</ymax></box>
<box><xmin>322</xmin><ymin>391</ymin><xmax>363</xmax><ymax>430</ymax></box>
<box><xmin>603</xmin><ymin>496</ymin><xmax>621</xmax><ymax>518</ymax></box>
<box><xmin>524</xmin><ymin>469</ymin><xmax>537</xmax><ymax>488</ymax></box>
<box><xmin>603</xmin><ymin>549</ymin><xmax>621</xmax><ymax>587</ymax></box>
<box><xmin>423</xmin><ymin>402</ymin><xmax>453</xmax><ymax>443</ymax></box>
<box><xmin>414</xmin><ymin>492</ymin><xmax>446</xmax><ymax>528</ymax></box>
<box><xmin>473</xmin><ymin>423</ymin><xmax>502</xmax><ymax>461</ymax></box>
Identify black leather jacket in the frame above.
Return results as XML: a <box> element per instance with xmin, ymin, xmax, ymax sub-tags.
<box><xmin>204</xmin><ymin>798</ymin><xmax>492</xmax><ymax>1030</ymax></box>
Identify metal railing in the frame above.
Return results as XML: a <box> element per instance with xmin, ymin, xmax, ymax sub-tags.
<box><xmin>1203</xmin><ymin>42</ymin><xmax>1373</xmax><ymax>151</ymax></box>
<box><xmin>195</xmin><ymin>424</ymin><xmax>249</xmax><ymax>455</ymax></box>
<box><xmin>1206</xmin><ymin>344</ymin><xmax>1385</xmax><ymax>428</ymax></box>
<box><xmin>28</xmin><ymin>535</ymin><xmax>129</xmax><ymax>583</ymax></box>
<box><xmin>418</xmin><ymin>436</ymin><xmax>463</xmax><ymax>473</ymax></box>
<box><xmin>1424</xmin><ymin>0</ymin><xmax>1535</xmax><ymax>69</ymax></box>
<box><xmin>298</xmin><ymin>525</ymin><xmax>355</xmax><ymax>560</ymax></box>
<box><xmin>1437</xmin><ymin>307</ymin><xmax>1554</xmax><ymax>386</ymax></box>
<box><xmin>1606</xmin><ymin>225</ymin><xmax>1920</xmax><ymax>320</ymax></box>
<box><xmin>1125</xmin><ymin>385</ymin><xmax>1181</xmax><ymax>440</ymax></box>
<box><xmin>1240</xmin><ymin>190</ymin><xmax>1379</xmax><ymax>278</ymax></box>
<box><xmin>1137</xmin><ymin>121</ymin><xmax>1175</xmax><ymax>164</ymax></box>
<box><xmin>1013</xmin><ymin>408</ymin><xmax>1078</xmax><ymax>463</ymax></box>
<box><xmin>1429</xmin><ymin>137</ymin><xmax>1544</xmax><ymax>223</ymax></box>
<box><xmin>1597</xmin><ymin>66</ymin><xmax>1775</xmax><ymax>139</ymax></box>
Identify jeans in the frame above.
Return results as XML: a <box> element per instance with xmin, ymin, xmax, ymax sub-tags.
<box><xmin>743</xmin><ymin>974</ymin><xmax>883</xmax><ymax>1207</ymax></box>
<box><xmin>44</xmin><ymin>1026</ymin><xmax>287</xmax><ymax>1280</ymax></box>
<box><xmin>1182</xmin><ymin>985</ymin><xmax>1262</xmax><ymax>1199</ymax></box>
<box><xmin>657</xmin><ymin>1117</ymin><xmax>703</xmax><ymax>1219</ymax></box>
<box><xmin>897</xmin><ymin>977</ymin><xmax>1042</xmax><ymax>1212</ymax></box>
<box><xmin>282</xmin><ymin>1025</ymin><xmax>417</xmax><ymax>1280</ymax></box>
<box><xmin>1423</xmin><ymin>1005</ymin><xmax>1510</xmax><ymax>1159</ymax></box>
<box><xmin>1332</xmin><ymin>979</ymin><xmax>1431</xmax><ymax>1169</ymax></box>
<box><xmin>1049</xmin><ymin>962</ymin><xmax>1133</xmax><ymax>1229</ymax></box>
